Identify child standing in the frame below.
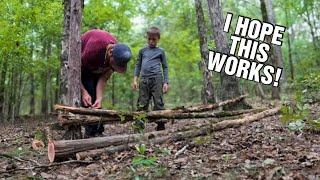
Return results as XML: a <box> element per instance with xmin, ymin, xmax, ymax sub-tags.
<box><xmin>132</xmin><ymin>27</ymin><xmax>169</xmax><ymax>112</ymax></box>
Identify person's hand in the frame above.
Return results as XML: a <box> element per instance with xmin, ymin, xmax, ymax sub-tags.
<box><xmin>163</xmin><ymin>83</ymin><xmax>169</xmax><ymax>94</ymax></box>
<box><xmin>82</xmin><ymin>90</ymin><xmax>92</xmax><ymax>107</ymax></box>
<box><xmin>92</xmin><ymin>98</ymin><xmax>102</xmax><ymax>109</ymax></box>
<box><xmin>132</xmin><ymin>81</ymin><xmax>139</xmax><ymax>91</ymax></box>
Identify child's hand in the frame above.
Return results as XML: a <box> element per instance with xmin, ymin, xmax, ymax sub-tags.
<box><xmin>132</xmin><ymin>81</ymin><xmax>139</xmax><ymax>90</ymax></box>
<box><xmin>163</xmin><ymin>83</ymin><xmax>169</xmax><ymax>93</ymax></box>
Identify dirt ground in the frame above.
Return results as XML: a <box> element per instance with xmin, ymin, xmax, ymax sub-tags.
<box><xmin>0</xmin><ymin>102</ymin><xmax>319</xmax><ymax>179</ymax></box>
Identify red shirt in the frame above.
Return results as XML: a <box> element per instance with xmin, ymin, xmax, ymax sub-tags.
<box><xmin>81</xmin><ymin>29</ymin><xmax>117</xmax><ymax>74</ymax></box>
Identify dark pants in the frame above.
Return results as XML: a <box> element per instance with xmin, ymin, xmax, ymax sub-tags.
<box><xmin>81</xmin><ymin>70</ymin><xmax>104</xmax><ymax>136</ymax></box>
<box><xmin>137</xmin><ymin>76</ymin><xmax>164</xmax><ymax>111</ymax></box>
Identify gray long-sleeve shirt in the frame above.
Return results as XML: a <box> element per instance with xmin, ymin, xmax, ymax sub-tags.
<box><xmin>134</xmin><ymin>46</ymin><xmax>169</xmax><ymax>83</ymax></box>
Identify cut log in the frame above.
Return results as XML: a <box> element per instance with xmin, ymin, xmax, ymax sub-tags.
<box><xmin>58</xmin><ymin>106</ymin><xmax>262</xmax><ymax>126</ymax></box>
<box><xmin>48</xmin><ymin>129</ymin><xmax>173</xmax><ymax>162</ymax></box>
<box><xmin>51</xmin><ymin>107</ymin><xmax>280</xmax><ymax>161</ymax></box>
<box><xmin>76</xmin><ymin>136</ymin><xmax>171</xmax><ymax>160</ymax></box>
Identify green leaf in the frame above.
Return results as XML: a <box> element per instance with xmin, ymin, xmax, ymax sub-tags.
<box><xmin>132</xmin><ymin>156</ymin><xmax>157</xmax><ymax>167</ymax></box>
<box><xmin>288</xmin><ymin>120</ymin><xmax>305</xmax><ymax>131</ymax></box>
<box><xmin>135</xmin><ymin>144</ymin><xmax>146</xmax><ymax>155</ymax></box>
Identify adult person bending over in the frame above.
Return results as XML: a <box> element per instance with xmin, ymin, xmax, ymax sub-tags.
<box><xmin>81</xmin><ymin>29</ymin><xmax>132</xmax><ymax>137</ymax></box>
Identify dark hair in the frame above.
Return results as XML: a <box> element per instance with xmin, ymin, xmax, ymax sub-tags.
<box><xmin>147</xmin><ymin>26</ymin><xmax>161</xmax><ymax>39</ymax></box>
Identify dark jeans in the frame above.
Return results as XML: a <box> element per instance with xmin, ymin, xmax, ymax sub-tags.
<box><xmin>81</xmin><ymin>70</ymin><xmax>104</xmax><ymax>136</ymax></box>
<box><xmin>137</xmin><ymin>76</ymin><xmax>164</xmax><ymax>111</ymax></box>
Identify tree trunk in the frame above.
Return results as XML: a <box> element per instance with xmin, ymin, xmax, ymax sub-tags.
<box><xmin>50</xmin><ymin>107</ymin><xmax>280</xmax><ymax>162</ymax></box>
<box><xmin>0</xmin><ymin>59</ymin><xmax>7</xmax><ymax>122</ymax></box>
<box><xmin>194</xmin><ymin>0</ymin><xmax>215</xmax><ymax>104</ymax></box>
<box><xmin>29</xmin><ymin>42</ymin><xmax>36</xmax><ymax>116</ymax></box>
<box><xmin>305</xmin><ymin>3</ymin><xmax>318</xmax><ymax>51</ymax></box>
<box><xmin>47</xmin><ymin>39</ymin><xmax>52</xmax><ymax>114</ymax></box>
<box><xmin>54</xmin><ymin>70</ymin><xmax>60</xmax><ymax>108</ymax></box>
<box><xmin>68</xmin><ymin>0</ymin><xmax>82</xmax><ymax>107</ymax></box>
<box><xmin>16</xmin><ymin>71</ymin><xmax>25</xmax><ymax>117</ymax></box>
<box><xmin>41</xmin><ymin>40</ymin><xmax>49</xmax><ymax>119</ymax></box>
<box><xmin>260</xmin><ymin>0</ymin><xmax>284</xmax><ymax>99</ymax></box>
<box><xmin>9</xmin><ymin>67</ymin><xmax>17</xmax><ymax>122</ymax></box>
<box><xmin>256</xmin><ymin>83</ymin><xmax>266</xmax><ymax>99</ymax></box>
<box><xmin>29</xmin><ymin>73</ymin><xmax>36</xmax><ymax>116</ymax></box>
<box><xmin>62</xmin><ymin>0</ymin><xmax>83</xmax><ymax>139</ymax></box>
<box><xmin>60</xmin><ymin>0</ymin><xmax>71</xmax><ymax>105</ymax></box>
<box><xmin>206</xmin><ymin>0</ymin><xmax>248</xmax><ymax>109</ymax></box>
<box><xmin>285</xmin><ymin>10</ymin><xmax>294</xmax><ymax>81</ymax></box>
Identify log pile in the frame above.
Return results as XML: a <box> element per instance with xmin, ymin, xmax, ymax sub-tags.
<box><xmin>55</xmin><ymin>95</ymin><xmax>249</xmax><ymax>126</ymax></box>
<box><xmin>48</xmin><ymin>94</ymin><xmax>280</xmax><ymax>162</ymax></box>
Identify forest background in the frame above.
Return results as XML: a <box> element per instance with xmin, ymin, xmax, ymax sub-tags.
<box><xmin>0</xmin><ymin>0</ymin><xmax>319</xmax><ymax>122</ymax></box>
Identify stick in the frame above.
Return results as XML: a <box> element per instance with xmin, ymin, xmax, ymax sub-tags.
<box><xmin>0</xmin><ymin>160</ymin><xmax>93</xmax><ymax>174</ymax></box>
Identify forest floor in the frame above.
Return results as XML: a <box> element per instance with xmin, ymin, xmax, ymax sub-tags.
<box><xmin>0</xmin><ymin>100</ymin><xmax>319</xmax><ymax>179</ymax></box>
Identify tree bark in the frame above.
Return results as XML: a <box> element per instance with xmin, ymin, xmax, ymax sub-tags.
<box><xmin>16</xmin><ymin>71</ymin><xmax>25</xmax><ymax>118</ymax></box>
<box><xmin>207</xmin><ymin>0</ymin><xmax>248</xmax><ymax>109</ymax></box>
<box><xmin>0</xmin><ymin>59</ymin><xmax>7</xmax><ymax>122</ymax></box>
<box><xmin>41</xmin><ymin>40</ymin><xmax>50</xmax><ymax>119</ymax></box>
<box><xmin>55</xmin><ymin>95</ymin><xmax>247</xmax><ymax>115</ymax></box>
<box><xmin>285</xmin><ymin>9</ymin><xmax>294</xmax><ymax>81</ymax></box>
<box><xmin>8</xmin><ymin>66</ymin><xmax>17</xmax><ymax>122</ymax></box>
<box><xmin>29</xmin><ymin>41</ymin><xmax>36</xmax><ymax>116</ymax></box>
<box><xmin>60</xmin><ymin>0</ymin><xmax>71</xmax><ymax>105</ymax></box>
<box><xmin>49</xmin><ymin>107</ymin><xmax>280</xmax><ymax>162</ymax></box>
<box><xmin>67</xmin><ymin>0</ymin><xmax>82</xmax><ymax>107</ymax></box>
<box><xmin>59</xmin><ymin>0</ymin><xmax>83</xmax><ymax>139</ymax></box>
<box><xmin>260</xmin><ymin>0</ymin><xmax>284</xmax><ymax>99</ymax></box>
<box><xmin>48</xmin><ymin>130</ymin><xmax>168</xmax><ymax>162</ymax></box>
<box><xmin>256</xmin><ymin>83</ymin><xmax>266</xmax><ymax>99</ymax></box>
<box><xmin>58</xmin><ymin>108</ymin><xmax>264</xmax><ymax>126</ymax></box>
<box><xmin>304</xmin><ymin>2</ymin><xmax>318</xmax><ymax>51</ymax></box>
<box><xmin>194</xmin><ymin>0</ymin><xmax>215</xmax><ymax>104</ymax></box>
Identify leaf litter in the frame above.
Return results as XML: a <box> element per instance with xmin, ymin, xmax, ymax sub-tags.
<box><xmin>0</xmin><ymin>103</ymin><xmax>319</xmax><ymax>179</ymax></box>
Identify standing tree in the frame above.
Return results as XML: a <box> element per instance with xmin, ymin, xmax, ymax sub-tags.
<box><xmin>60</xmin><ymin>0</ymin><xmax>71</xmax><ymax>105</ymax></box>
<box><xmin>284</xmin><ymin>5</ymin><xmax>294</xmax><ymax>81</ymax></box>
<box><xmin>260</xmin><ymin>0</ymin><xmax>285</xmax><ymax>99</ymax></box>
<box><xmin>60</xmin><ymin>0</ymin><xmax>82</xmax><ymax>139</ymax></box>
<box><xmin>194</xmin><ymin>0</ymin><xmax>215</xmax><ymax>104</ymax></box>
<box><xmin>206</xmin><ymin>0</ymin><xmax>249</xmax><ymax>109</ymax></box>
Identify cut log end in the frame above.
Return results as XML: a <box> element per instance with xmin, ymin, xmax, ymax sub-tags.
<box><xmin>48</xmin><ymin>141</ymin><xmax>56</xmax><ymax>163</ymax></box>
<box><xmin>75</xmin><ymin>153</ymin><xmax>82</xmax><ymax>161</ymax></box>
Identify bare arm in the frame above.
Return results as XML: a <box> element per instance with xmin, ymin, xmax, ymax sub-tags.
<box><xmin>161</xmin><ymin>50</ymin><xmax>169</xmax><ymax>93</ymax></box>
<box><xmin>92</xmin><ymin>69</ymin><xmax>113</xmax><ymax>108</ymax></box>
<box><xmin>81</xmin><ymin>82</ymin><xmax>92</xmax><ymax>107</ymax></box>
<box><xmin>132</xmin><ymin>50</ymin><xmax>142</xmax><ymax>90</ymax></box>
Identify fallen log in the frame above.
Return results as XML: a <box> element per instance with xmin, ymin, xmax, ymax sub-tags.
<box><xmin>48</xmin><ymin>128</ymin><xmax>177</xmax><ymax>162</ymax></box>
<box><xmin>76</xmin><ymin>135</ymin><xmax>171</xmax><ymax>160</ymax></box>
<box><xmin>54</xmin><ymin>94</ymin><xmax>247</xmax><ymax>117</ymax></box>
<box><xmin>52</xmin><ymin>107</ymin><xmax>279</xmax><ymax>161</ymax></box>
<box><xmin>58</xmin><ymin>107</ymin><xmax>262</xmax><ymax>126</ymax></box>
<box><xmin>143</xmin><ymin>107</ymin><xmax>260</xmax><ymax>119</ymax></box>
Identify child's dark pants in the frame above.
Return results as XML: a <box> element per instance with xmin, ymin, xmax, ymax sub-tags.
<box><xmin>137</xmin><ymin>76</ymin><xmax>165</xmax><ymax>130</ymax></box>
<box><xmin>137</xmin><ymin>76</ymin><xmax>164</xmax><ymax>111</ymax></box>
